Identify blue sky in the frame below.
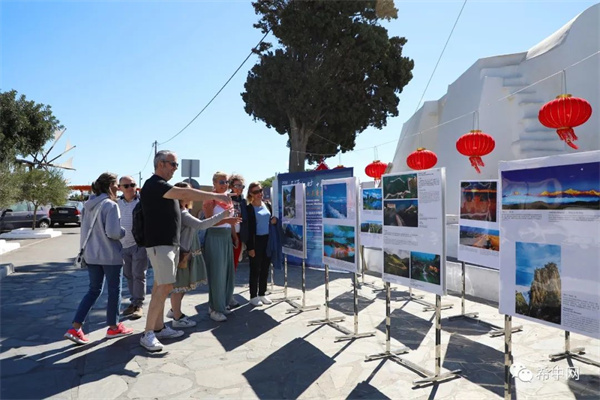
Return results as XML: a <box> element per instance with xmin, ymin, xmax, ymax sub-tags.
<box><xmin>2</xmin><ymin>1</ymin><xmax>597</xmax><ymax>191</ymax></box>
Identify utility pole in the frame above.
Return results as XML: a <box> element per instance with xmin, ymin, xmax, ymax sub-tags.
<box><xmin>138</xmin><ymin>171</ymin><xmax>142</xmax><ymax>188</ymax></box>
<box><xmin>153</xmin><ymin>141</ymin><xmax>158</xmax><ymax>155</ymax></box>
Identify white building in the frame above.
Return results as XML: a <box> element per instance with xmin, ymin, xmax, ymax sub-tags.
<box><xmin>392</xmin><ymin>3</ymin><xmax>599</xmax><ymax>218</ymax></box>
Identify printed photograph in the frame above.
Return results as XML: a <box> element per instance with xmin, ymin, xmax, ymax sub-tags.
<box><xmin>460</xmin><ymin>181</ymin><xmax>498</xmax><ymax>222</ymax></box>
<box><xmin>515</xmin><ymin>242</ymin><xmax>561</xmax><ymax>324</ymax></box>
<box><xmin>323</xmin><ymin>182</ymin><xmax>348</xmax><ymax>219</ymax></box>
<box><xmin>283</xmin><ymin>185</ymin><xmax>296</xmax><ymax>219</ymax></box>
<box><xmin>384</xmin><ymin>248</ymin><xmax>410</xmax><ymax>278</ymax></box>
<box><xmin>383</xmin><ymin>173</ymin><xmax>418</xmax><ymax>199</ymax></box>
<box><xmin>459</xmin><ymin>226</ymin><xmax>500</xmax><ymax>251</ymax></box>
<box><xmin>282</xmin><ymin>223</ymin><xmax>304</xmax><ymax>252</ymax></box>
<box><xmin>502</xmin><ymin>161</ymin><xmax>600</xmax><ymax>210</ymax></box>
<box><xmin>410</xmin><ymin>251</ymin><xmax>441</xmax><ymax>285</ymax></box>
<box><xmin>383</xmin><ymin>200</ymin><xmax>418</xmax><ymax>227</ymax></box>
<box><xmin>323</xmin><ymin>224</ymin><xmax>355</xmax><ymax>263</ymax></box>
<box><xmin>360</xmin><ymin>221</ymin><xmax>383</xmax><ymax>234</ymax></box>
<box><xmin>362</xmin><ymin>188</ymin><xmax>383</xmax><ymax>210</ymax></box>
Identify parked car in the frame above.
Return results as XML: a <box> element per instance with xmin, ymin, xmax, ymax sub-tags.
<box><xmin>49</xmin><ymin>201</ymin><xmax>83</xmax><ymax>227</ymax></box>
<box><xmin>0</xmin><ymin>202</ymin><xmax>52</xmax><ymax>232</ymax></box>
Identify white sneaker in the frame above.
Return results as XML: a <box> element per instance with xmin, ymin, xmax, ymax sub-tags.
<box><xmin>140</xmin><ymin>331</ymin><xmax>163</xmax><ymax>352</ymax></box>
<box><xmin>172</xmin><ymin>315</ymin><xmax>197</xmax><ymax>328</ymax></box>
<box><xmin>207</xmin><ymin>306</ymin><xmax>212</xmax><ymax>315</ymax></box>
<box><xmin>260</xmin><ymin>295</ymin><xmax>273</xmax><ymax>305</ymax></box>
<box><xmin>228</xmin><ymin>298</ymin><xmax>240</xmax><ymax>309</ymax></box>
<box><xmin>210</xmin><ymin>311</ymin><xmax>227</xmax><ymax>322</ymax></box>
<box><xmin>155</xmin><ymin>325</ymin><xmax>184</xmax><ymax>339</ymax></box>
<box><xmin>250</xmin><ymin>297</ymin><xmax>264</xmax><ymax>306</ymax></box>
<box><xmin>166</xmin><ymin>309</ymin><xmax>174</xmax><ymax>318</ymax></box>
<box><xmin>223</xmin><ymin>308</ymin><xmax>233</xmax><ymax>315</ymax></box>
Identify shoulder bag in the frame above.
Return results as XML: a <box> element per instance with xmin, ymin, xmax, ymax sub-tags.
<box><xmin>74</xmin><ymin>206</ymin><xmax>102</xmax><ymax>268</ymax></box>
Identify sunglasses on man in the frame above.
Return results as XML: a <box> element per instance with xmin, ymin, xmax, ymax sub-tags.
<box><xmin>162</xmin><ymin>160</ymin><xmax>179</xmax><ymax>168</ymax></box>
<box><xmin>119</xmin><ymin>183</ymin><xmax>136</xmax><ymax>189</ymax></box>
<box><xmin>232</xmin><ymin>184</ymin><xmax>245</xmax><ymax>189</ymax></box>
<box><xmin>217</xmin><ymin>180</ymin><xmax>230</xmax><ymax>185</ymax></box>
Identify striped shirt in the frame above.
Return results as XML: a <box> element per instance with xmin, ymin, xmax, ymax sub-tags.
<box><xmin>117</xmin><ymin>195</ymin><xmax>139</xmax><ymax>248</ymax></box>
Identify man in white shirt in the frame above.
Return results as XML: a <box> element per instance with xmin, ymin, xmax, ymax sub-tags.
<box><xmin>117</xmin><ymin>176</ymin><xmax>148</xmax><ymax>320</ymax></box>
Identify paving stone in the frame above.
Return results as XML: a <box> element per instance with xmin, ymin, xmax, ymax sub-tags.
<box><xmin>127</xmin><ymin>373</ymin><xmax>193</xmax><ymax>398</ymax></box>
<box><xmin>77</xmin><ymin>374</ymin><xmax>128</xmax><ymax>399</ymax></box>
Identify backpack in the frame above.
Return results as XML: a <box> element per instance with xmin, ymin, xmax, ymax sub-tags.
<box><xmin>132</xmin><ymin>201</ymin><xmax>145</xmax><ymax>247</ymax></box>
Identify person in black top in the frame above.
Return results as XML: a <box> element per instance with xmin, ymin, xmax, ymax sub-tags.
<box><xmin>139</xmin><ymin>150</ymin><xmax>232</xmax><ymax>352</ymax></box>
<box><xmin>245</xmin><ymin>182</ymin><xmax>278</xmax><ymax>306</ymax></box>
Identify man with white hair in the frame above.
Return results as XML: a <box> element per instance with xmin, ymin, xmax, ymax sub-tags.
<box><xmin>117</xmin><ymin>175</ymin><xmax>147</xmax><ymax>320</ymax></box>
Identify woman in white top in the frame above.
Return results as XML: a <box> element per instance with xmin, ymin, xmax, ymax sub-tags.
<box><xmin>202</xmin><ymin>172</ymin><xmax>238</xmax><ymax>322</ymax></box>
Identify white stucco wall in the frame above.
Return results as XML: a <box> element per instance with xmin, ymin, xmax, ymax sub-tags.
<box><xmin>392</xmin><ymin>3</ymin><xmax>599</xmax><ymax>219</ymax></box>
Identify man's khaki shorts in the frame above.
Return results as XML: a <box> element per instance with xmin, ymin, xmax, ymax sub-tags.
<box><xmin>146</xmin><ymin>245</ymin><xmax>179</xmax><ymax>285</ymax></box>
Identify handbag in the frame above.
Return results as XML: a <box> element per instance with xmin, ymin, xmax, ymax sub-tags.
<box><xmin>177</xmin><ymin>250</ymin><xmax>191</xmax><ymax>269</ymax></box>
<box><xmin>74</xmin><ymin>206</ymin><xmax>102</xmax><ymax>268</ymax></box>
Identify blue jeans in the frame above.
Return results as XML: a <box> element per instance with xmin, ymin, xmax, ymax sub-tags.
<box><xmin>73</xmin><ymin>264</ymin><xmax>123</xmax><ymax>327</ymax></box>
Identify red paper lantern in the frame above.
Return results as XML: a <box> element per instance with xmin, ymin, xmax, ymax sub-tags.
<box><xmin>406</xmin><ymin>148</ymin><xmax>437</xmax><ymax>170</ymax></box>
<box><xmin>456</xmin><ymin>130</ymin><xmax>495</xmax><ymax>173</ymax></box>
<box><xmin>315</xmin><ymin>159</ymin><xmax>329</xmax><ymax>171</ymax></box>
<box><xmin>538</xmin><ymin>94</ymin><xmax>592</xmax><ymax>149</ymax></box>
<box><xmin>365</xmin><ymin>160</ymin><xmax>388</xmax><ymax>180</ymax></box>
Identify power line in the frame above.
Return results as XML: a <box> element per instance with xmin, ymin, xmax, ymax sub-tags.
<box><xmin>158</xmin><ymin>30</ymin><xmax>270</xmax><ymax>146</ymax></box>
<box><xmin>413</xmin><ymin>0</ymin><xmax>468</xmax><ymax>116</ymax></box>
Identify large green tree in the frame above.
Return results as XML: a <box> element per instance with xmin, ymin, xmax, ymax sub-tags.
<box><xmin>20</xmin><ymin>168</ymin><xmax>69</xmax><ymax>229</ymax></box>
<box><xmin>0</xmin><ymin>90</ymin><xmax>63</xmax><ymax>164</ymax></box>
<box><xmin>0</xmin><ymin>162</ymin><xmax>25</xmax><ymax>208</ymax></box>
<box><xmin>242</xmin><ymin>0</ymin><xmax>413</xmax><ymax>172</ymax></box>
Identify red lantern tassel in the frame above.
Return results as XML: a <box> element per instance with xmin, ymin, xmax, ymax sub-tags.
<box><xmin>557</xmin><ymin>128</ymin><xmax>579</xmax><ymax>149</ymax></box>
<box><xmin>469</xmin><ymin>156</ymin><xmax>485</xmax><ymax>174</ymax></box>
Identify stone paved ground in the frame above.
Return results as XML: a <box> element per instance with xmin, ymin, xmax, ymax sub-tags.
<box><xmin>1</xmin><ymin>229</ymin><xmax>599</xmax><ymax>399</ymax></box>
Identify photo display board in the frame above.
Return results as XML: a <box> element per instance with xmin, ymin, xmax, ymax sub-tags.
<box><xmin>276</xmin><ymin>168</ymin><xmax>354</xmax><ymax>269</ymax></box>
<box><xmin>457</xmin><ymin>180</ymin><xmax>500</xmax><ymax>269</ymax></box>
<box><xmin>359</xmin><ymin>187</ymin><xmax>384</xmax><ymax>249</ymax></box>
<box><xmin>381</xmin><ymin>169</ymin><xmax>446</xmax><ymax>295</ymax></box>
<box><xmin>322</xmin><ymin>177</ymin><xmax>358</xmax><ymax>273</ymax></box>
<box><xmin>281</xmin><ymin>183</ymin><xmax>307</xmax><ymax>259</ymax></box>
<box><xmin>499</xmin><ymin>151</ymin><xmax>600</xmax><ymax>339</ymax></box>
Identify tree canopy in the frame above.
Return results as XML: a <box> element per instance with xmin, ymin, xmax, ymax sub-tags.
<box><xmin>0</xmin><ymin>89</ymin><xmax>63</xmax><ymax>164</ymax></box>
<box><xmin>20</xmin><ymin>168</ymin><xmax>69</xmax><ymax>229</ymax></box>
<box><xmin>242</xmin><ymin>0</ymin><xmax>414</xmax><ymax>172</ymax></box>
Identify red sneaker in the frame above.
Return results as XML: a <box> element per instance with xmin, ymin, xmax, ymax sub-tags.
<box><xmin>106</xmin><ymin>322</ymin><xmax>134</xmax><ymax>339</ymax></box>
<box><xmin>64</xmin><ymin>328</ymin><xmax>89</xmax><ymax>345</ymax></box>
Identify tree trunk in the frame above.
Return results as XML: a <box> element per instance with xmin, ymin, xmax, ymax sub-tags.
<box><xmin>31</xmin><ymin>204</ymin><xmax>38</xmax><ymax>230</ymax></box>
<box><xmin>288</xmin><ymin>117</ymin><xmax>312</xmax><ymax>173</ymax></box>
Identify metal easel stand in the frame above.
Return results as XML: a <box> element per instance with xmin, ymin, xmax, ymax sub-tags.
<box><xmin>366</xmin><ymin>290</ymin><xmax>461</xmax><ymax>387</ymax></box>
<box><xmin>448</xmin><ymin>262</ymin><xmax>522</xmax><ymax>337</ymax></box>
<box><xmin>365</xmin><ymin>282</ymin><xmax>409</xmax><ymax>361</ymax></box>
<box><xmin>308</xmin><ymin>264</ymin><xmax>350</xmax><ymax>333</ymax></box>
<box><xmin>411</xmin><ymin>288</ymin><xmax>453</xmax><ymax>313</ymax></box>
<box><xmin>267</xmin><ymin>262</ymin><xmax>284</xmax><ymax>295</ymax></box>
<box><xmin>335</xmin><ymin>271</ymin><xmax>376</xmax><ymax>341</ymax></box>
<box><xmin>271</xmin><ymin>255</ymin><xmax>301</xmax><ymax>303</ymax></box>
<box><xmin>549</xmin><ymin>331</ymin><xmax>600</xmax><ymax>367</ymax></box>
<box><xmin>286</xmin><ymin>258</ymin><xmax>320</xmax><ymax>314</ymax></box>
<box><xmin>504</xmin><ymin>315</ymin><xmax>513</xmax><ymax>400</ymax></box>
